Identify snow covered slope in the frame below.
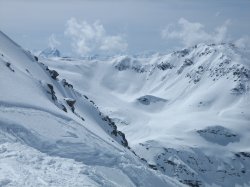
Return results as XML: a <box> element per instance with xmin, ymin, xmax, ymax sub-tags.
<box><xmin>43</xmin><ymin>43</ymin><xmax>250</xmax><ymax>186</ymax></box>
<box><xmin>0</xmin><ymin>31</ymin><xmax>182</xmax><ymax>187</ymax></box>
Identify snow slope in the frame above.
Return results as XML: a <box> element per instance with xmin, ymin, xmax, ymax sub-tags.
<box><xmin>42</xmin><ymin>43</ymin><xmax>250</xmax><ymax>186</ymax></box>
<box><xmin>0</xmin><ymin>31</ymin><xmax>182</xmax><ymax>187</ymax></box>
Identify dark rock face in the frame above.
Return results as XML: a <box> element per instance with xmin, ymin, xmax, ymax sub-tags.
<box><xmin>64</xmin><ymin>98</ymin><xmax>76</xmax><ymax>112</ymax></box>
<box><xmin>186</xmin><ymin>65</ymin><xmax>204</xmax><ymax>84</ymax></box>
<box><xmin>62</xmin><ymin>79</ymin><xmax>73</xmax><ymax>88</ymax></box>
<box><xmin>157</xmin><ymin>62</ymin><xmax>174</xmax><ymax>71</ymax></box>
<box><xmin>101</xmin><ymin>115</ymin><xmax>128</xmax><ymax>147</ymax></box>
<box><xmin>83</xmin><ymin>95</ymin><xmax>89</xmax><ymax>100</ymax></box>
<box><xmin>138</xmin><ymin>97</ymin><xmax>150</xmax><ymax>105</ymax></box>
<box><xmin>34</xmin><ymin>56</ymin><xmax>38</xmax><ymax>61</ymax></box>
<box><xmin>49</xmin><ymin>70</ymin><xmax>59</xmax><ymax>80</ymax></box>
<box><xmin>197</xmin><ymin>126</ymin><xmax>240</xmax><ymax>145</ymax></box>
<box><xmin>198</xmin><ymin>47</ymin><xmax>214</xmax><ymax>57</ymax></box>
<box><xmin>45</xmin><ymin>83</ymin><xmax>67</xmax><ymax>112</ymax></box>
<box><xmin>61</xmin><ymin>105</ymin><xmax>67</xmax><ymax>112</ymax></box>
<box><xmin>137</xmin><ymin>95</ymin><xmax>167</xmax><ymax>105</ymax></box>
<box><xmin>114</xmin><ymin>57</ymin><xmax>147</xmax><ymax>73</ymax></box>
<box><xmin>231</xmin><ymin>83</ymin><xmax>248</xmax><ymax>95</ymax></box>
<box><xmin>47</xmin><ymin>84</ymin><xmax>57</xmax><ymax>101</ymax></box>
<box><xmin>183</xmin><ymin>59</ymin><xmax>194</xmax><ymax>66</ymax></box>
<box><xmin>39</xmin><ymin>62</ymin><xmax>60</xmax><ymax>80</ymax></box>
<box><xmin>137</xmin><ymin>143</ymin><xmax>250</xmax><ymax>187</ymax></box>
<box><xmin>180</xmin><ymin>180</ymin><xmax>202</xmax><ymax>187</ymax></box>
<box><xmin>177</xmin><ymin>59</ymin><xmax>194</xmax><ymax>74</ymax></box>
<box><xmin>209</xmin><ymin>62</ymin><xmax>250</xmax><ymax>83</ymax></box>
<box><xmin>65</xmin><ymin>98</ymin><xmax>76</xmax><ymax>107</ymax></box>
<box><xmin>172</xmin><ymin>48</ymin><xmax>190</xmax><ymax>57</ymax></box>
<box><xmin>5</xmin><ymin>62</ymin><xmax>15</xmax><ymax>72</ymax></box>
<box><xmin>235</xmin><ymin>152</ymin><xmax>250</xmax><ymax>159</ymax></box>
<box><xmin>148</xmin><ymin>164</ymin><xmax>158</xmax><ymax>170</ymax></box>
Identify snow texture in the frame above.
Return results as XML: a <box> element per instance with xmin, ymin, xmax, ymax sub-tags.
<box><xmin>1</xmin><ymin>30</ymin><xmax>250</xmax><ymax>186</ymax></box>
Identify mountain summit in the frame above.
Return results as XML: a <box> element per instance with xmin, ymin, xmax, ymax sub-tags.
<box><xmin>39</xmin><ymin>47</ymin><xmax>61</xmax><ymax>58</ymax></box>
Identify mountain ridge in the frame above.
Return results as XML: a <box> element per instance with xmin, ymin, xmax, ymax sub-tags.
<box><xmin>42</xmin><ymin>41</ymin><xmax>250</xmax><ymax>186</ymax></box>
<box><xmin>0</xmin><ymin>30</ymin><xmax>182</xmax><ymax>187</ymax></box>
<box><xmin>1</xmin><ymin>30</ymin><xmax>250</xmax><ymax>186</ymax></box>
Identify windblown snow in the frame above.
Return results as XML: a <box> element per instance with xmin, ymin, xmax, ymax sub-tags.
<box><xmin>1</xmin><ymin>30</ymin><xmax>250</xmax><ymax>187</ymax></box>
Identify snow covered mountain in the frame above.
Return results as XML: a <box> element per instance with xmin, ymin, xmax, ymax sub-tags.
<box><xmin>42</xmin><ymin>43</ymin><xmax>250</xmax><ymax>186</ymax></box>
<box><xmin>0</xmin><ymin>31</ymin><xmax>182</xmax><ymax>187</ymax></box>
<box><xmin>39</xmin><ymin>47</ymin><xmax>61</xmax><ymax>58</ymax></box>
<box><xmin>1</xmin><ymin>30</ymin><xmax>250</xmax><ymax>187</ymax></box>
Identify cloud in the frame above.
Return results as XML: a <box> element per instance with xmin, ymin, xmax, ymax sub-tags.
<box><xmin>48</xmin><ymin>34</ymin><xmax>60</xmax><ymax>48</ymax></box>
<box><xmin>64</xmin><ymin>17</ymin><xmax>127</xmax><ymax>55</ymax></box>
<box><xmin>235</xmin><ymin>36</ymin><xmax>250</xmax><ymax>49</ymax></box>
<box><xmin>215</xmin><ymin>11</ymin><xmax>221</xmax><ymax>17</ymax></box>
<box><xmin>161</xmin><ymin>18</ymin><xmax>231</xmax><ymax>47</ymax></box>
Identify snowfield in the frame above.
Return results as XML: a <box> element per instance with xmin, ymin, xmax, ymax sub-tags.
<box><xmin>1</xmin><ymin>30</ymin><xmax>250</xmax><ymax>186</ymax></box>
<box><xmin>0</xmin><ymin>31</ymin><xmax>182</xmax><ymax>187</ymax></box>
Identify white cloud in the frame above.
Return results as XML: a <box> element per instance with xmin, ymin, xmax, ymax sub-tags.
<box><xmin>161</xmin><ymin>18</ymin><xmax>231</xmax><ymax>47</ymax></box>
<box><xmin>235</xmin><ymin>36</ymin><xmax>250</xmax><ymax>49</ymax></box>
<box><xmin>64</xmin><ymin>17</ymin><xmax>127</xmax><ymax>55</ymax></box>
<box><xmin>100</xmin><ymin>35</ymin><xmax>127</xmax><ymax>52</ymax></box>
<box><xmin>48</xmin><ymin>34</ymin><xmax>60</xmax><ymax>48</ymax></box>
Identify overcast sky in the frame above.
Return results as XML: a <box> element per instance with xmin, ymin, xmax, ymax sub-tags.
<box><xmin>1</xmin><ymin>0</ymin><xmax>250</xmax><ymax>56</ymax></box>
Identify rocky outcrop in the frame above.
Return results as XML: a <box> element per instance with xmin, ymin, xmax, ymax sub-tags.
<box><xmin>136</xmin><ymin>142</ymin><xmax>250</xmax><ymax>187</ymax></box>
<box><xmin>197</xmin><ymin>126</ymin><xmax>240</xmax><ymax>146</ymax></box>
<box><xmin>64</xmin><ymin>98</ymin><xmax>76</xmax><ymax>112</ymax></box>
<box><xmin>101</xmin><ymin>114</ymin><xmax>128</xmax><ymax>147</ymax></box>
<box><xmin>177</xmin><ymin>58</ymin><xmax>194</xmax><ymax>74</ymax></box>
<box><xmin>48</xmin><ymin>70</ymin><xmax>59</xmax><ymax>80</ymax></box>
<box><xmin>137</xmin><ymin>95</ymin><xmax>167</xmax><ymax>105</ymax></box>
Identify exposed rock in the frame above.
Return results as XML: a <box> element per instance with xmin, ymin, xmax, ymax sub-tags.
<box><xmin>114</xmin><ymin>56</ymin><xmax>147</xmax><ymax>73</ymax></box>
<box><xmin>47</xmin><ymin>84</ymin><xmax>57</xmax><ymax>101</ymax></box>
<box><xmin>231</xmin><ymin>83</ymin><xmax>248</xmax><ymax>95</ymax></box>
<box><xmin>101</xmin><ymin>115</ymin><xmax>128</xmax><ymax>147</ymax></box>
<box><xmin>137</xmin><ymin>95</ymin><xmax>167</xmax><ymax>105</ymax></box>
<box><xmin>39</xmin><ymin>62</ymin><xmax>60</xmax><ymax>80</ymax></box>
<box><xmin>64</xmin><ymin>98</ymin><xmax>76</xmax><ymax>107</ymax></box>
<box><xmin>148</xmin><ymin>164</ymin><xmax>158</xmax><ymax>170</ymax></box>
<box><xmin>157</xmin><ymin>62</ymin><xmax>174</xmax><ymax>70</ymax></box>
<box><xmin>235</xmin><ymin>152</ymin><xmax>250</xmax><ymax>159</ymax></box>
<box><xmin>172</xmin><ymin>48</ymin><xmax>190</xmax><ymax>57</ymax></box>
<box><xmin>83</xmin><ymin>95</ymin><xmax>89</xmax><ymax>100</ymax></box>
<box><xmin>197</xmin><ymin>126</ymin><xmax>240</xmax><ymax>145</ymax></box>
<box><xmin>49</xmin><ymin>70</ymin><xmax>59</xmax><ymax>80</ymax></box>
<box><xmin>136</xmin><ymin>143</ymin><xmax>250</xmax><ymax>187</ymax></box>
<box><xmin>177</xmin><ymin>58</ymin><xmax>194</xmax><ymax>74</ymax></box>
<box><xmin>5</xmin><ymin>62</ymin><xmax>14</xmax><ymax>72</ymax></box>
<box><xmin>62</xmin><ymin>79</ymin><xmax>73</xmax><ymax>88</ymax></box>
<box><xmin>180</xmin><ymin>180</ymin><xmax>202</xmax><ymax>187</ymax></box>
<box><xmin>45</xmin><ymin>83</ymin><xmax>67</xmax><ymax>113</ymax></box>
<box><xmin>64</xmin><ymin>98</ymin><xmax>76</xmax><ymax>112</ymax></box>
<box><xmin>34</xmin><ymin>56</ymin><xmax>38</xmax><ymax>61</ymax></box>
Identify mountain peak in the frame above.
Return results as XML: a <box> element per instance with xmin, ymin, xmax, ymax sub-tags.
<box><xmin>39</xmin><ymin>47</ymin><xmax>61</xmax><ymax>58</ymax></box>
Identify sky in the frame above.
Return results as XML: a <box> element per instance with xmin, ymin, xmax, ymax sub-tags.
<box><xmin>0</xmin><ymin>0</ymin><xmax>250</xmax><ymax>56</ymax></box>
